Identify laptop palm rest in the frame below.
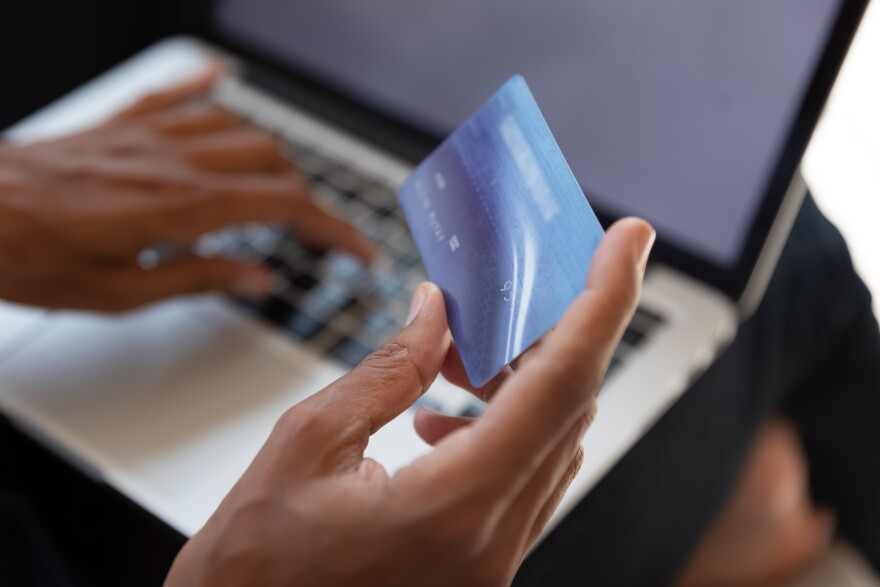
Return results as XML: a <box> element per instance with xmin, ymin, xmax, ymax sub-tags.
<box><xmin>0</xmin><ymin>296</ymin><xmax>426</xmax><ymax>535</ymax></box>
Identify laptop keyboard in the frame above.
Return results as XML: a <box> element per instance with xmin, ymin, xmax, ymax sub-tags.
<box><xmin>202</xmin><ymin>86</ymin><xmax>665</xmax><ymax>416</ymax></box>
<box><xmin>197</xmin><ymin>144</ymin><xmax>425</xmax><ymax>366</ymax></box>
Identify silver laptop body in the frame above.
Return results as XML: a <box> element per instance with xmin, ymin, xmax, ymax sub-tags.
<box><xmin>0</xmin><ymin>0</ymin><xmax>864</xmax><ymax>543</ymax></box>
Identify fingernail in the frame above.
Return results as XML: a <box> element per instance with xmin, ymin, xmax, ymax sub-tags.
<box><xmin>231</xmin><ymin>271</ymin><xmax>271</xmax><ymax>299</ymax></box>
<box><xmin>406</xmin><ymin>283</ymin><xmax>430</xmax><ymax>326</ymax></box>
<box><xmin>636</xmin><ymin>225</ymin><xmax>656</xmax><ymax>273</ymax></box>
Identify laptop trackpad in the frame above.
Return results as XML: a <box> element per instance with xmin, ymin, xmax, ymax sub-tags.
<box><xmin>0</xmin><ymin>296</ymin><xmax>426</xmax><ymax>535</ymax></box>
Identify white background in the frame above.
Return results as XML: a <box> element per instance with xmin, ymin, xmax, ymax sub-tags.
<box><xmin>805</xmin><ymin>1</ymin><xmax>880</xmax><ymax>315</ymax></box>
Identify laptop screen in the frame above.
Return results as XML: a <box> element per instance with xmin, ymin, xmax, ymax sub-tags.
<box><xmin>214</xmin><ymin>0</ymin><xmax>843</xmax><ymax>270</ymax></box>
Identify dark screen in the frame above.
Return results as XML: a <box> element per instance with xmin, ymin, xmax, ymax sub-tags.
<box><xmin>215</xmin><ymin>0</ymin><xmax>841</xmax><ymax>266</ymax></box>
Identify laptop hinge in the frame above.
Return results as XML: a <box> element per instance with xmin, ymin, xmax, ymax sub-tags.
<box><xmin>736</xmin><ymin>169</ymin><xmax>808</xmax><ymax>318</ymax></box>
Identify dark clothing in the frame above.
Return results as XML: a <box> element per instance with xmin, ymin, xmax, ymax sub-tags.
<box><xmin>516</xmin><ymin>194</ymin><xmax>880</xmax><ymax>585</ymax></box>
<box><xmin>2</xmin><ymin>3</ymin><xmax>879</xmax><ymax>586</ymax></box>
<box><xmin>0</xmin><ymin>0</ymin><xmax>193</xmax><ymax>131</ymax></box>
<box><xmin>0</xmin><ymin>420</ymin><xmax>184</xmax><ymax>586</ymax></box>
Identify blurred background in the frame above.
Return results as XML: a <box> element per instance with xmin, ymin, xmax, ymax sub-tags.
<box><xmin>806</xmin><ymin>0</ymin><xmax>880</xmax><ymax>317</ymax></box>
<box><xmin>0</xmin><ymin>1</ymin><xmax>877</xmax><ymax>585</ymax></box>
<box><xmin>790</xmin><ymin>3</ymin><xmax>880</xmax><ymax>584</ymax></box>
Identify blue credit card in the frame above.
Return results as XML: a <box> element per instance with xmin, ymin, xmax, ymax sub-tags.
<box><xmin>397</xmin><ymin>76</ymin><xmax>604</xmax><ymax>388</ymax></box>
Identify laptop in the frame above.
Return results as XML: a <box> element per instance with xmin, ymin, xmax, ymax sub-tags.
<box><xmin>0</xmin><ymin>0</ymin><xmax>867</xmax><ymax>545</ymax></box>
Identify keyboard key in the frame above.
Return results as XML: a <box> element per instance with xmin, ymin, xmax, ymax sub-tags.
<box><xmin>606</xmin><ymin>356</ymin><xmax>622</xmax><ymax>378</ymax></box>
<box><xmin>396</xmin><ymin>252</ymin><xmax>422</xmax><ymax>269</ymax></box>
<box><xmin>373</xmin><ymin>276</ymin><xmax>404</xmax><ymax>299</ymax></box>
<box><xmin>373</xmin><ymin>205</ymin><xmax>395</xmax><ymax>218</ymax></box>
<box><xmin>269</xmin><ymin>272</ymin><xmax>291</xmax><ymax>295</ymax></box>
<box><xmin>309</xmin><ymin>184</ymin><xmax>340</xmax><ymax>208</ymax></box>
<box><xmin>220</xmin><ymin>240</ymin><xmax>267</xmax><ymax>264</ymax></box>
<box><xmin>316</xmin><ymin>283</ymin><xmax>356</xmax><ymax>310</ymax></box>
<box><xmin>270</xmin><ymin>244</ymin><xmax>308</xmax><ymax>270</ymax></box>
<box><xmin>458</xmin><ymin>403</ymin><xmax>485</xmax><ymax>418</ymax></box>
<box><xmin>265</xmin><ymin>259</ymin><xmax>312</xmax><ymax>290</ymax></box>
<box><xmin>324</xmin><ymin>167</ymin><xmax>365</xmax><ymax>194</ymax></box>
<box><xmin>360</xmin><ymin>184</ymin><xmax>397</xmax><ymax>208</ymax></box>
<box><xmin>598</xmin><ymin>304</ymin><xmax>666</xmax><ymax>386</ymax></box>
<box><xmin>291</xmin><ymin>272</ymin><xmax>318</xmax><ymax>292</ymax></box>
<box><xmin>365</xmin><ymin>219</ymin><xmax>404</xmax><ymax>242</ymax></box>
<box><xmin>294</xmin><ymin>149</ymin><xmax>333</xmax><ymax>178</ymax></box>
<box><xmin>194</xmin><ymin>232</ymin><xmax>236</xmax><ymax>257</ymax></box>
<box><xmin>247</xmin><ymin>296</ymin><xmax>296</xmax><ymax>328</ymax></box>
<box><xmin>621</xmin><ymin>327</ymin><xmax>646</xmax><ymax>348</ymax></box>
<box><xmin>328</xmin><ymin>336</ymin><xmax>373</xmax><ymax>367</ymax></box>
<box><xmin>323</xmin><ymin>253</ymin><xmax>366</xmax><ymax>282</ymax></box>
<box><xmin>297</xmin><ymin>293</ymin><xmax>344</xmax><ymax>323</ymax></box>
<box><xmin>285</xmin><ymin>311</ymin><xmax>326</xmax><ymax>341</ymax></box>
<box><xmin>611</xmin><ymin>341</ymin><xmax>630</xmax><ymax>362</ymax></box>
<box><xmin>387</xmin><ymin>232</ymin><xmax>419</xmax><ymax>256</ymax></box>
<box><xmin>363</xmin><ymin>311</ymin><xmax>397</xmax><ymax>334</ymax></box>
<box><xmin>630</xmin><ymin>306</ymin><xmax>665</xmax><ymax>334</ymax></box>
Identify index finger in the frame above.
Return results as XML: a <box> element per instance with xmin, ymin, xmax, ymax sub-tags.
<box><xmin>200</xmin><ymin>175</ymin><xmax>378</xmax><ymax>261</ymax></box>
<box><xmin>401</xmin><ymin>218</ymin><xmax>655</xmax><ymax>499</ymax></box>
<box><xmin>137</xmin><ymin>173</ymin><xmax>377</xmax><ymax>261</ymax></box>
<box><xmin>114</xmin><ymin>63</ymin><xmax>224</xmax><ymax>120</ymax></box>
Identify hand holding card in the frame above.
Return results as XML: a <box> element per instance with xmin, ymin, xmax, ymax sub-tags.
<box><xmin>397</xmin><ymin>76</ymin><xmax>604</xmax><ymax>387</ymax></box>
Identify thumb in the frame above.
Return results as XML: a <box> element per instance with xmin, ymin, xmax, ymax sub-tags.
<box><xmin>293</xmin><ymin>282</ymin><xmax>452</xmax><ymax>470</ymax></box>
<box><xmin>328</xmin><ymin>282</ymin><xmax>451</xmax><ymax>434</ymax></box>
